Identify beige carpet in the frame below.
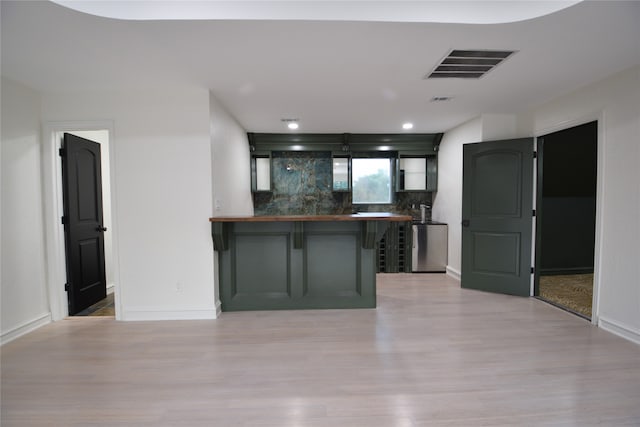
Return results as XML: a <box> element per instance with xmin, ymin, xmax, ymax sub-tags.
<box><xmin>539</xmin><ymin>273</ymin><xmax>593</xmax><ymax>318</ymax></box>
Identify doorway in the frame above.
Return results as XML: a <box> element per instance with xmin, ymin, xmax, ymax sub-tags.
<box><xmin>42</xmin><ymin>122</ymin><xmax>117</xmax><ymax>320</ymax></box>
<box><xmin>535</xmin><ymin>121</ymin><xmax>598</xmax><ymax>319</ymax></box>
<box><xmin>60</xmin><ymin>131</ymin><xmax>114</xmax><ymax>316</ymax></box>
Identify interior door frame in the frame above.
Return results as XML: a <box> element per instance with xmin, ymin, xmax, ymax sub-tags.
<box><xmin>533</xmin><ymin>112</ymin><xmax>604</xmax><ymax>325</ymax></box>
<box><xmin>42</xmin><ymin>120</ymin><xmax>121</xmax><ymax>320</ymax></box>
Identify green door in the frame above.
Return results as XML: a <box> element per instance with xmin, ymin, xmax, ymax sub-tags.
<box><xmin>461</xmin><ymin>138</ymin><xmax>534</xmax><ymax>296</ymax></box>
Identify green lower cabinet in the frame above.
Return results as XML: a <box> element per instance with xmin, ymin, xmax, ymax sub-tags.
<box><xmin>215</xmin><ymin>221</ymin><xmax>388</xmax><ymax>311</ymax></box>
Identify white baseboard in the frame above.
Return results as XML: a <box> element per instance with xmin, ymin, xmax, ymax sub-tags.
<box><xmin>107</xmin><ymin>283</ymin><xmax>115</xmax><ymax>295</ymax></box>
<box><xmin>599</xmin><ymin>316</ymin><xmax>640</xmax><ymax>346</ymax></box>
<box><xmin>120</xmin><ymin>308</ymin><xmax>219</xmax><ymax>321</ymax></box>
<box><xmin>215</xmin><ymin>299</ymin><xmax>222</xmax><ymax>317</ymax></box>
<box><xmin>446</xmin><ymin>266</ymin><xmax>461</xmax><ymax>281</ymax></box>
<box><xmin>1</xmin><ymin>312</ymin><xmax>52</xmax><ymax>346</ymax></box>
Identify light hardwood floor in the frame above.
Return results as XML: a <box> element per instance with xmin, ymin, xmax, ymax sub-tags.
<box><xmin>2</xmin><ymin>274</ymin><xmax>639</xmax><ymax>426</ymax></box>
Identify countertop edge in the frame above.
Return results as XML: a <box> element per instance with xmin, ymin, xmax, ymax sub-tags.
<box><xmin>209</xmin><ymin>214</ymin><xmax>413</xmax><ymax>223</ymax></box>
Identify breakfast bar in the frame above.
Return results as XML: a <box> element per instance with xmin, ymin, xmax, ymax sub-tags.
<box><xmin>210</xmin><ymin>213</ymin><xmax>411</xmax><ymax>311</ymax></box>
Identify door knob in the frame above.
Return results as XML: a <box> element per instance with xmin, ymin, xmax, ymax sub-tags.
<box><xmin>96</xmin><ymin>226</ymin><xmax>107</xmax><ymax>232</ymax></box>
<box><xmin>461</xmin><ymin>219</ymin><xmax>470</xmax><ymax>227</ymax></box>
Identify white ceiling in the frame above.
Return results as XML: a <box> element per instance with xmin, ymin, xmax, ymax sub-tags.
<box><xmin>2</xmin><ymin>1</ymin><xmax>639</xmax><ymax>133</ymax></box>
<box><xmin>50</xmin><ymin>1</ymin><xmax>581</xmax><ymax>24</ymax></box>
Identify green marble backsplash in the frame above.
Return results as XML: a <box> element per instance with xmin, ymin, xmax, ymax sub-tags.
<box><xmin>253</xmin><ymin>151</ymin><xmax>343</xmax><ymax>215</ymax></box>
<box><xmin>253</xmin><ymin>151</ymin><xmax>432</xmax><ymax>218</ymax></box>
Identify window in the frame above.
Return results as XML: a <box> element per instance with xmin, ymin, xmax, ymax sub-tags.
<box><xmin>351</xmin><ymin>158</ymin><xmax>393</xmax><ymax>204</ymax></box>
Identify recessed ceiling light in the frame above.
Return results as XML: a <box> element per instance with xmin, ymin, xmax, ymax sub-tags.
<box><xmin>402</xmin><ymin>122</ymin><xmax>413</xmax><ymax>130</ymax></box>
<box><xmin>281</xmin><ymin>118</ymin><xmax>299</xmax><ymax>130</ymax></box>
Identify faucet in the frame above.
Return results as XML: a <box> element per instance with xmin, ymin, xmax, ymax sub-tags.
<box><xmin>420</xmin><ymin>204</ymin><xmax>428</xmax><ymax>224</ymax></box>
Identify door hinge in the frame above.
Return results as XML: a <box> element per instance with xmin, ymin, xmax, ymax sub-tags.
<box><xmin>64</xmin><ymin>283</ymin><xmax>69</xmax><ymax>291</ymax></box>
<box><xmin>58</xmin><ymin>147</ymin><xmax>65</xmax><ymax>157</ymax></box>
<box><xmin>61</xmin><ymin>215</ymin><xmax>67</xmax><ymax>225</ymax></box>
<box><xmin>533</xmin><ymin>151</ymin><xmax>537</xmax><ymax>159</ymax></box>
<box><xmin>531</xmin><ymin>267</ymin><xmax>535</xmax><ymax>274</ymax></box>
<box><xmin>532</xmin><ymin>209</ymin><xmax>536</xmax><ymax>217</ymax></box>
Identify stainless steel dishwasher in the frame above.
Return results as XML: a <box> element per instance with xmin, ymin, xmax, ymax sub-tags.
<box><xmin>412</xmin><ymin>222</ymin><xmax>448</xmax><ymax>272</ymax></box>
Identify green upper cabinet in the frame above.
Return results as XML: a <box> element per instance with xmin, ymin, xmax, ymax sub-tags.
<box><xmin>250</xmin><ymin>153</ymin><xmax>272</xmax><ymax>192</ymax></box>
<box><xmin>396</xmin><ymin>154</ymin><xmax>438</xmax><ymax>192</ymax></box>
<box><xmin>248</xmin><ymin>132</ymin><xmax>442</xmax><ymax>195</ymax></box>
<box><xmin>332</xmin><ymin>154</ymin><xmax>351</xmax><ymax>192</ymax></box>
<box><xmin>398</xmin><ymin>156</ymin><xmax>426</xmax><ymax>191</ymax></box>
<box><xmin>247</xmin><ymin>132</ymin><xmax>443</xmax><ymax>154</ymax></box>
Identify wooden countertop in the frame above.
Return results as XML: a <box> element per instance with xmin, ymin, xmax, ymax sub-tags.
<box><xmin>209</xmin><ymin>213</ymin><xmax>412</xmax><ymax>222</ymax></box>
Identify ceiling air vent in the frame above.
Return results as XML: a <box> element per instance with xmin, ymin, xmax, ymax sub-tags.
<box><xmin>430</xmin><ymin>96</ymin><xmax>453</xmax><ymax>102</ymax></box>
<box><xmin>426</xmin><ymin>49</ymin><xmax>515</xmax><ymax>79</ymax></box>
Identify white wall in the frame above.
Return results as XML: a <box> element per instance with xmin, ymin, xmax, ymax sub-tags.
<box><xmin>434</xmin><ymin>66</ymin><xmax>640</xmax><ymax>345</ymax></box>
<box><xmin>522</xmin><ymin>66</ymin><xmax>640</xmax><ymax>344</ymax></box>
<box><xmin>431</xmin><ymin>117</ymin><xmax>482</xmax><ymax>279</ymax></box>
<box><xmin>41</xmin><ymin>88</ymin><xmax>217</xmax><ymax>320</ymax></box>
<box><xmin>1</xmin><ymin>78</ymin><xmax>51</xmax><ymax>343</ymax></box>
<box><xmin>209</xmin><ymin>91</ymin><xmax>253</xmax><ymax>216</ymax></box>
<box><xmin>481</xmin><ymin>114</ymin><xmax>518</xmax><ymax>141</ymax></box>
<box><xmin>209</xmin><ymin>92</ymin><xmax>253</xmax><ymax>308</ymax></box>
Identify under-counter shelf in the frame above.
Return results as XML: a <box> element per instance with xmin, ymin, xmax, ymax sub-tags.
<box><xmin>377</xmin><ymin>221</ymin><xmax>412</xmax><ymax>273</ymax></box>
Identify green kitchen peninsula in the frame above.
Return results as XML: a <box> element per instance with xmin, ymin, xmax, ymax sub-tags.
<box><xmin>210</xmin><ymin>213</ymin><xmax>411</xmax><ymax>311</ymax></box>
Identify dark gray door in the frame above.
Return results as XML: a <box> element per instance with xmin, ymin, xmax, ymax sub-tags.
<box><xmin>61</xmin><ymin>133</ymin><xmax>107</xmax><ymax>314</ymax></box>
<box><xmin>461</xmin><ymin>138</ymin><xmax>534</xmax><ymax>296</ymax></box>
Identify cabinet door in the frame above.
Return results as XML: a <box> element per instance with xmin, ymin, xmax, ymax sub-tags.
<box><xmin>426</xmin><ymin>156</ymin><xmax>438</xmax><ymax>192</ymax></box>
